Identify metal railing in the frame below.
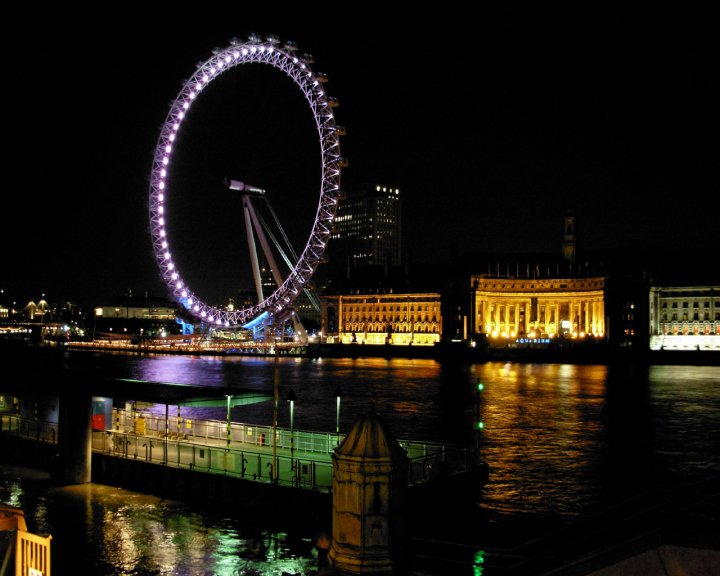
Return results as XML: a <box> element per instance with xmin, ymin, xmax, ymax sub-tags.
<box><xmin>92</xmin><ymin>430</ymin><xmax>333</xmax><ymax>491</ymax></box>
<box><xmin>112</xmin><ymin>409</ymin><xmax>343</xmax><ymax>456</ymax></box>
<box><xmin>0</xmin><ymin>414</ymin><xmax>58</xmax><ymax>444</ymax></box>
<box><xmin>1</xmin><ymin>411</ymin><xmax>480</xmax><ymax>491</ymax></box>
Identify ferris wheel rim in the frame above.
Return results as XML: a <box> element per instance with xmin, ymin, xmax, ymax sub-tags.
<box><xmin>148</xmin><ymin>37</ymin><xmax>343</xmax><ymax>328</ymax></box>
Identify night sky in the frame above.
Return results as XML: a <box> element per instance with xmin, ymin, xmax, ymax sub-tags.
<box><xmin>6</xmin><ymin>6</ymin><xmax>718</xmax><ymax>307</ymax></box>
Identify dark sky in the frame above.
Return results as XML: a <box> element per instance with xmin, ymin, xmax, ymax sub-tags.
<box><xmin>5</xmin><ymin>5</ymin><xmax>718</xmax><ymax>307</ymax></box>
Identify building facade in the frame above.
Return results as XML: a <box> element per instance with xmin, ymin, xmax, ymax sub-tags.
<box><xmin>471</xmin><ymin>275</ymin><xmax>606</xmax><ymax>341</ymax></box>
<box><xmin>328</xmin><ymin>183</ymin><xmax>401</xmax><ymax>274</ymax></box>
<box><xmin>95</xmin><ymin>305</ymin><xmax>176</xmax><ymax>320</ymax></box>
<box><xmin>649</xmin><ymin>286</ymin><xmax>720</xmax><ymax>350</ymax></box>
<box><xmin>321</xmin><ymin>292</ymin><xmax>442</xmax><ymax>346</ymax></box>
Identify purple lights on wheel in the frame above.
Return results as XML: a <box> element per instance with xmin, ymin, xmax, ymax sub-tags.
<box><xmin>149</xmin><ymin>35</ymin><xmax>343</xmax><ymax>328</ymax></box>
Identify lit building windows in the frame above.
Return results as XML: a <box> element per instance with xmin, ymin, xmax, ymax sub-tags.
<box><xmin>649</xmin><ymin>286</ymin><xmax>720</xmax><ymax>351</ymax></box>
<box><xmin>322</xmin><ymin>293</ymin><xmax>442</xmax><ymax>346</ymax></box>
<box><xmin>327</xmin><ymin>183</ymin><xmax>402</xmax><ymax>275</ymax></box>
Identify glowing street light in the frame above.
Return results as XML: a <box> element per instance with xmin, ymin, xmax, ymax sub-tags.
<box><xmin>226</xmin><ymin>394</ymin><xmax>233</xmax><ymax>448</ymax></box>
<box><xmin>334</xmin><ymin>385</ymin><xmax>342</xmax><ymax>445</ymax></box>
<box><xmin>476</xmin><ymin>380</ymin><xmax>484</xmax><ymax>432</ymax></box>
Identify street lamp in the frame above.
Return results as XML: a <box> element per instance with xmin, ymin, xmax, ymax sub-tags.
<box><xmin>226</xmin><ymin>395</ymin><xmax>233</xmax><ymax>449</ymax></box>
<box><xmin>475</xmin><ymin>380</ymin><xmax>484</xmax><ymax>460</ymax></box>
<box><xmin>476</xmin><ymin>380</ymin><xmax>484</xmax><ymax>431</ymax></box>
<box><xmin>287</xmin><ymin>389</ymin><xmax>297</xmax><ymax>479</ymax></box>
<box><xmin>334</xmin><ymin>385</ymin><xmax>342</xmax><ymax>445</ymax></box>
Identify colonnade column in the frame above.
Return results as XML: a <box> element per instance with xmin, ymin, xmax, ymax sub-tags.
<box><xmin>558</xmin><ymin>302</ymin><xmax>562</xmax><ymax>328</ymax></box>
<box><xmin>594</xmin><ymin>301</ymin><xmax>599</xmax><ymax>334</ymax></box>
<box><xmin>526</xmin><ymin>299</ymin><xmax>531</xmax><ymax>334</ymax></box>
<box><xmin>585</xmin><ymin>302</ymin><xmax>590</xmax><ymax>333</ymax></box>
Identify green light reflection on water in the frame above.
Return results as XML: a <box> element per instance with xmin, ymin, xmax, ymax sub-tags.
<box><xmin>473</xmin><ymin>549</ymin><xmax>485</xmax><ymax>575</ymax></box>
<box><xmin>49</xmin><ymin>483</ymin><xmax>316</xmax><ymax>575</ymax></box>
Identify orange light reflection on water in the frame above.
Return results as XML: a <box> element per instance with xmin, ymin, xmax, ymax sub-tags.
<box><xmin>476</xmin><ymin>363</ymin><xmax>607</xmax><ymax>518</ymax></box>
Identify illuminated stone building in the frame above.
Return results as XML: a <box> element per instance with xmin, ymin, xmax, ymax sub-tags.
<box><xmin>322</xmin><ymin>292</ymin><xmax>442</xmax><ymax>345</ymax></box>
<box><xmin>644</xmin><ymin>248</ymin><xmax>720</xmax><ymax>352</ymax></box>
<box><xmin>447</xmin><ymin>212</ymin><xmax>606</xmax><ymax>346</ymax></box>
<box><xmin>471</xmin><ymin>275</ymin><xmax>606</xmax><ymax>340</ymax></box>
<box><xmin>322</xmin><ymin>183</ymin><xmax>433</xmax><ymax>345</ymax></box>
<box><xmin>322</xmin><ymin>210</ymin><xmax>719</xmax><ymax>354</ymax></box>
<box><xmin>649</xmin><ymin>286</ymin><xmax>720</xmax><ymax>351</ymax></box>
<box><xmin>321</xmin><ymin>262</ymin><xmax>443</xmax><ymax>346</ymax></box>
<box><xmin>651</xmin><ymin>286</ymin><xmax>720</xmax><ymax>335</ymax></box>
<box><xmin>328</xmin><ymin>183</ymin><xmax>402</xmax><ymax>275</ymax></box>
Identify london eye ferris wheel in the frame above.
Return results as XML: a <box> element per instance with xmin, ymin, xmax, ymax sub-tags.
<box><xmin>148</xmin><ymin>34</ymin><xmax>345</xmax><ymax>339</ymax></box>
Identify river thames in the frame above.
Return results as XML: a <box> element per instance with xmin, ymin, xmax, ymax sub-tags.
<box><xmin>1</xmin><ymin>350</ymin><xmax>719</xmax><ymax>574</ymax></box>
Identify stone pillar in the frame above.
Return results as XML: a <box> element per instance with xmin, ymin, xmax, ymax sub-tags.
<box><xmin>556</xmin><ymin>301</ymin><xmax>560</xmax><ymax>328</ymax></box>
<box><xmin>591</xmin><ymin>301</ymin><xmax>597</xmax><ymax>333</ymax></box>
<box><xmin>329</xmin><ymin>413</ymin><xmax>409</xmax><ymax>575</ymax></box>
<box><xmin>58</xmin><ymin>388</ymin><xmax>93</xmax><ymax>484</ymax></box>
<box><xmin>585</xmin><ymin>302</ymin><xmax>590</xmax><ymax>333</ymax></box>
<box><xmin>592</xmin><ymin>302</ymin><xmax>597</xmax><ymax>334</ymax></box>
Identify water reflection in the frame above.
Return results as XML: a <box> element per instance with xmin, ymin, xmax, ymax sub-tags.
<box><xmin>111</xmin><ymin>355</ymin><xmax>718</xmax><ymax>531</ymax></box>
<box><xmin>474</xmin><ymin>363</ymin><xmax>608</xmax><ymax>519</ymax></box>
<box><xmin>0</xmin><ymin>467</ymin><xmax>316</xmax><ymax>575</ymax></box>
<box><xmin>5</xmin><ymin>352</ymin><xmax>719</xmax><ymax>572</ymax></box>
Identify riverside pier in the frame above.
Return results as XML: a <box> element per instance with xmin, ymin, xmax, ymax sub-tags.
<box><xmin>0</xmin><ymin>366</ymin><xmax>484</xmax><ymax>526</ymax></box>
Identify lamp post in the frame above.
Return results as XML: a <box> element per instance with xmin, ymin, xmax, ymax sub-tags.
<box><xmin>226</xmin><ymin>395</ymin><xmax>232</xmax><ymax>449</ymax></box>
<box><xmin>476</xmin><ymin>380</ymin><xmax>484</xmax><ymax>431</ymax></box>
<box><xmin>287</xmin><ymin>389</ymin><xmax>297</xmax><ymax>481</ymax></box>
<box><xmin>272</xmin><ymin>329</ymin><xmax>279</xmax><ymax>483</ymax></box>
<box><xmin>164</xmin><ymin>403</ymin><xmax>169</xmax><ymax>464</ymax></box>
<box><xmin>334</xmin><ymin>385</ymin><xmax>342</xmax><ymax>445</ymax></box>
<box><xmin>475</xmin><ymin>379</ymin><xmax>484</xmax><ymax>458</ymax></box>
